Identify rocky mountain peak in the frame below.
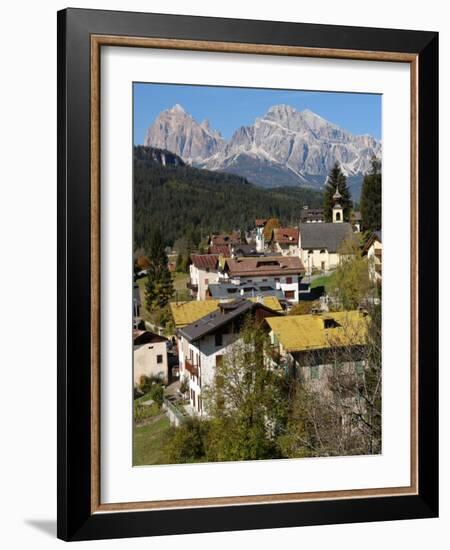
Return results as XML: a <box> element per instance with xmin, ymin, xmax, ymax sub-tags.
<box><xmin>143</xmin><ymin>103</ymin><xmax>381</xmax><ymax>193</ymax></box>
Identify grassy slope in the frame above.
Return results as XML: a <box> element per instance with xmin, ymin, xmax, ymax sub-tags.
<box><xmin>310</xmin><ymin>271</ymin><xmax>337</xmax><ymax>292</ymax></box>
<box><xmin>133</xmin><ymin>415</ymin><xmax>171</xmax><ymax>466</ymax></box>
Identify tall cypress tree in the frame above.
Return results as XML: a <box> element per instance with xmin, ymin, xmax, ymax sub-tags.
<box><xmin>323</xmin><ymin>162</ymin><xmax>352</xmax><ymax>222</ymax></box>
<box><xmin>360</xmin><ymin>157</ymin><xmax>382</xmax><ymax>233</ymax></box>
<box><xmin>145</xmin><ymin>228</ymin><xmax>174</xmax><ymax>312</ymax></box>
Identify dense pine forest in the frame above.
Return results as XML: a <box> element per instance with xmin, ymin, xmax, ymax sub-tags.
<box><xmin>133</xmin><ymin>146</ymin><xmax>323</xmax><ymax>251</ymax></box>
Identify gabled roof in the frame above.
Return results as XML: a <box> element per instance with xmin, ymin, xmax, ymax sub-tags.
<box><xmin>271</xmin><ymin>227</ymin><xmax>299</xmax><ymax>245</ymax></box>
<box><xmin>133</xmin><ymin>330</ymin><xmax>168</xmax><ymax>345</ymax></box>
<box><xmin>362</xmin><ymin>230</ymin><xmax>382</xmax><ymax>254</ymax></box>
<box><xmin>209</xmin><ymin>232</ymin><xmax>241</xmax><ymax>246</ymax></box>
<box><xmin>208</xmin><ymin>244</ymin><xmax>231</xmax><ymax>257</ymax></box>
<box><xmin>170</xmin><ymin>296</ymin><xmax>283</xmax><ymax>328</ymax></box>
<box><xmin>299</xmin><ymin>223</ymin><xmax>353</xmax><ymax>253</ymax></box>
<box><xmin>300</xmin><ymin>208</ymin><xmax>324</xmax><ymax>222</ymax></box>
<box><xmin>190</xmin><ymin>254</ymin><xmax>219</xmax><ymax>270</ymax></box>
<box><xmin>170</xmin><ymin>300</ymin><xmax>219</xmax><ymax>329</ymax></box>
<box><xmin>225</xmin><ymin>256</ymin><xmax>305</xmax><ymax>277</ymax></box>
<box><xmin>266</xmin><ymin>311</ymin><xmax>368</xmax><ymax>352</ymax></box>
<box><xmin>178</xmin><ymin>299</ymin><xmax>281</xmax><ymax>342</ymax></box>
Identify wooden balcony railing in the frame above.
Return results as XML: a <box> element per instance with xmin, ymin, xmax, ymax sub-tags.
<box><xmin>184</xmin><ymin>359</ymin><xmax>199</xmax><ymax>376</ymax></box>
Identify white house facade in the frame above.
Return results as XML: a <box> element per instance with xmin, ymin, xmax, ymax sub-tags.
<box><xmin>221</xmin><ymin>256</ymin><xmax>305</xmax><ymax>303</ymax></box>
<box><xmin>188</xmin><ymin>254</ymin><xmax>220</xmax><ymax>300</ymax></box>
<box><xmin>133</xmin><ymin>331</ymin><xmax>169</xmax><ymax>386</ymax></box>
<box><xmin>177</xmin><ymin>299</ymin><xmax>282</xmax><ymax>416</ymax></box>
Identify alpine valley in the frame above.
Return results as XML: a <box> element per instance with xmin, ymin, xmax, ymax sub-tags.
<box><xmin>144</xmin><ymin>103</ymin><xmax>381</xmax><ymax>197</ymax></box>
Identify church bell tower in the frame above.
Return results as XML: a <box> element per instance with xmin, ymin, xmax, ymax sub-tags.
<box><xmin>332</xmin><ymin>186</ymin><xmax>343</xmax><ymax>223</ymax></box>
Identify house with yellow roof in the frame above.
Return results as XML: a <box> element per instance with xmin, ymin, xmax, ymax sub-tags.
<box><xmin>173</xmin><ymin>298</ymin><xmax>282</xmax><ymax>416</ymax></box>
<box><xmin>170</xmin><ymin>297</ymin><xmax>283</xmax><ymax>329</ymax></box>
<box><xmin>265</xmin><ymin>310</ymin><xmax>368</xmax><ymax>387</ymax></box>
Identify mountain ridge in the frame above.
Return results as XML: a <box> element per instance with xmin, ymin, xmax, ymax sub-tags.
<box><xmin>144</xmin><ymin>103</ymin><xmax>381</xmax><ymax>193</ymax></box>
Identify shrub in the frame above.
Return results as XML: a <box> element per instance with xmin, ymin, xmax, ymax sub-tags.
<box><xmin>149</xmin><ymin>383</ymin><xmax>164</xmax><ymax>407</ymax></box>
<box><xmin>139</xmin><ymin>374</ymin><xmax>163</xmax><ymax>394</ymax></box>
<box><xmin>164</xmin><ymin>417</ymin><xmax>209</xmax><ymax>464</ymax></box>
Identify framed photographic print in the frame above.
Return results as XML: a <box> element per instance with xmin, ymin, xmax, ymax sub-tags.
<box><xmin>57</xmin><ymin>8</ymin><xmax>439</xmax><ymax>541</ymax></box>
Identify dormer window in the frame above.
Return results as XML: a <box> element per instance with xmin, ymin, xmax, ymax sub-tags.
<box><xmin>323</xmin><ymin>318</ymin><xmax>340</xmax><ymax>329</ymax></box>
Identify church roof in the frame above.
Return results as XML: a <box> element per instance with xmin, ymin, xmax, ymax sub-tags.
<box><xmin>299</xmin><ymin>223</ymin><xmax>353</xmax><ymax>253</ymax></box>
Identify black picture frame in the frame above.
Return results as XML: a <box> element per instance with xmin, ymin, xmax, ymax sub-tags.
<box><xmin>57</xmin><ymin>7</ymin><xmax>438</xmax><ymax>541</ymax></box>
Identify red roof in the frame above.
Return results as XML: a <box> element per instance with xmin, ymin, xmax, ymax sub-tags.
<box><xmin>225</xmin><ymin>256</ymin><xmax>305</xmax><ymax>277</ymax></box>
<box><xmin>190</xmin><ymin>254</ymin><xmax>219</xmax><ymax>270</ymax></box>
<box><xmin>208</xmin><ymin>244</ymin><xmax>231</xmax><ymax>257</ymax></box>
<box><xmin>272</xmin><ymin>227</ymin><xmax>299</xmax><ymax>245</ymax></box>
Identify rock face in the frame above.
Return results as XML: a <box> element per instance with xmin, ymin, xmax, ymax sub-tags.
<box><xmin>144</xmin><ymin>104</ymin><xmax>223</xmax><ymax>164</ymax></box>
<box><xmin>144</xmin><ymin>103</ymin><xmax>381</xmax><ymax>189</ymax></box>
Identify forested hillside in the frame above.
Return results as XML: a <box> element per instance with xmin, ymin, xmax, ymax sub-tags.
<box><xmin>134</xmin><ymin>146</ymin><xmax>323</xmax><ymax>251</ymax></box>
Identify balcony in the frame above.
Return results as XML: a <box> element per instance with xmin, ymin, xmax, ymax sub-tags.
<box><xmin>184</xmin><ymin>359</ymin><xmax>199</xmax><ymax>376</ymax></box>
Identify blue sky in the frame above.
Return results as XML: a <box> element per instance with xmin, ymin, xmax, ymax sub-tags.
<box><xmin>133</xmin><ymin>83</ymin><xmax>381</xmax><ymax>145</ymax></box>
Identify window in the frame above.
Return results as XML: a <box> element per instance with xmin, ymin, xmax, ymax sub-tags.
<box><xmin>310</xmin><ymin>366</ymin><xmax>320</xmax><ymax>380</ymax></box>
<box><xmin>324</xmin><ymin>318</ymin><xmax>340</xmax><ymax>329</ymax></box>
<box><xmin>320</xmin><ymin>249</ymin><xmax>326</xmax><ymax>254</ymax></box>
<box><xmin>286</xmin><ymin>277</ymin><xmax>292</xmax><ymax>284</ymax></box>
<box><xmin>157</xmin><ymin>354</ymin><xmax>163</xmax><ymax>364</ymax></box>
<box><xmin>275</xmin><ymin>277</ymin><xmax>280</xmax><ymax>282</ymax></box>
<box><xmin>205</xmin><ymin>278</ymin><xmax>209</xmax><ymax>286</ymax></box>
<box><xmin>335</xmin><ymin>212</ymin><xmax>341</xmax><ymax>221</ymax></box>
<box><xmin>216</xmin><ymin>355</ymin><xmax>223</xmax><ymax>367</ymax></box>
<box><xmin>308</xmin><ymin>250</ymin><xmax>314</xmax><ymax>255</ymax></box>
<box><xmin>215</xmin><ymin>333</ymin><xmax>223</xmax><ymax>347</ymax></box>
<box><xmin>284</xmin><ymin>290</ymin><xmax>295</xmax><ymax>299</ymax></box>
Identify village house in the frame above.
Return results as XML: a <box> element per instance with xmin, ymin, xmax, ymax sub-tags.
<box><xmin>208</xmin><ymin>231</ymin><xmax>241</xmax><ymax>247</ymax></box>
<box><xmin>170</xmin><ymin>296</ymin><xmax>283</xmax><ymax>330</ymax></box>
<box><xmin>363</xmin><ymin>230</ymin><xmax>382</xmax><ymax>283</ymax></box>
<box><xmin>265</xmin><ymin>310</ymin><xmax>368</xmax><ymax>389</ymax></box>
<box><xmin>188</xmin><ymin>254</ymin><xmax>220</xmax><ymax>300</ymax></box>
<box><xmin>176</xmin><ymin>299</ymin><xmax>282</xmax><ymax>416</ymax></box>
<box><xmin>350</xmin><ymin>210</ymin><xmax>362</xmax><ymax>233</ymax></box>
<box><xmin>221</xmin><ymin>255</ymin><xmax>305</xmax><ymax>303</ymax></box>
<box><xmin>269</xmin><ymin>227</ymin><xmax>299</xmax><ymax>256</ymax></box>
<box><xmin>133</xmin><ymin>330</ymin><xmax>169</xmax><ymax>386</ymax></box>
<box><xmin>207</xmin><ymin>281</ymin><xmax>286</xmax><ymax>306</ymax></box>
<box><xmin>300</xmin><ymin>206</ymin><xmax>325</xmax><ymax>223</ymax></box>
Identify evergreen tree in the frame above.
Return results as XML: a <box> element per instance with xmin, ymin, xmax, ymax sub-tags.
<box><xmin>145</xmin><ymin>228</ymin><xmax>174</xmax><ymax>312</ymax></box>
<box><xmin>360</xmin><ymin>157</ymin><xmax>382</xmax><ymax>232</ymax></box>
<box><xmin>323</xmin><ymin>162</ymin><xmax>352</xmax><ymax>222</ymax></box>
